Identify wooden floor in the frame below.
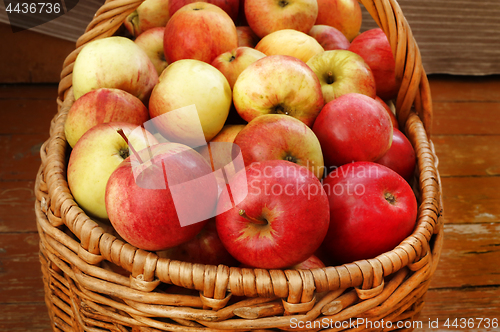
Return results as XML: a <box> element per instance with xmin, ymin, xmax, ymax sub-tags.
<box><xmin>0</xmin><ymin>75</ymin><xmax>499</xmax><ymax>331</ymax></box>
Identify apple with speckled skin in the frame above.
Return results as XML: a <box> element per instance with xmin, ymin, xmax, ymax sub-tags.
<box><xmin>315</xmin><ymin>0</ymin><xmax>362</xmax><ymax>42</ymax></box>
<box><xmin>64</xmin><ymin>88</ymin><xmax>149</xmax><ymax>148</ymax></box>
<box><xmin>164</xmin><ymin>2</ymin><xmax>238</xmax><ymax>64</ymax></box>
<box><xmin>313</xmin><ymin>93</ymin><xmax>393</xmax><ymax>167</ymax></box>
<box><xmin>105</xmin><ymin>142</ymin><xmax>218</xmax><ymax>251</ymax></box>
<box><xmin>234</xmin><ymin>114</ymin><xmax>325</xmax><ymax>179</ymax></box>
<box><xmin>308</xmin><ymin>25</ymin><xmax>350</xmax><ymax>51</ymax></box>
<box><xmin>245</xmin><ymin>0</ymin><xmax>318</xmax><ymax>38</ymax></box>
<box><xmin>72</xmin><ymin>37</ymin><xmax>158</xmax><ymax>102</ymax></box>
<box><xmin>306</xmin><ymin>50</ymin><xmax>376</xmax><ymax>103</ymax></box>
<box><xmin>67</xmin><ymin>122</ymin><xmax>157</xmax><ymax>219</ymax></box>
<box><xmin>212</xmin><ymin>47</ymin><xmax>266</xmax><ymax>89</ymax></box>
<box><xmin>233</xmin><ymin>55</ymin><xmax>324</xmax><ymax>127</ymax></box>
<box><xmin>134</xmin><ymin>27</ymin><xmax>168</xmax><ymax>76</ymax></box>
<box><xmin>255</xmin><ymin>29</ymin><xmax>324</xmax><ymax>63</ymax></box>
<box><xmin>215</xmin><ymin>160</ymin><xmax>330</xmax><ymax>269</ymax></box>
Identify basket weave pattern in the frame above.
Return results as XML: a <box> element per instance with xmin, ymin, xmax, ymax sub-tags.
<box><xmin>35</xmin><ymin>0</ymin><xmax>444</xmax><ymax>330</ymax></box>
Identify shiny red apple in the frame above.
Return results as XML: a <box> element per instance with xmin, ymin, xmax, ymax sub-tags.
<box><xmin>216</xmin><ymin>160</ymin><xmax>330</xmax><ymax>269</ymax></box>
<box><xmin>321</xmin><ymin>162</ymin><xmax>418</xmax><ymax>264</ymax></box>
<box><xmin>312</xmin><ymin>93</ymin><xmax>393</xmax><ymax>168</ymax></box>
<box><xmin>375</xmin><ymin>128</ymin><xmax>416</xmax><ymax>182</ymax></box>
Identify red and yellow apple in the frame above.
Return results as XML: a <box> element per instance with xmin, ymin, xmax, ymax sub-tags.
<box><xmin>308</xmin><ymin>24</ymin><xmax>350</xmax><ymax>51</ymax></box>
<box><xmin>233</xmin><ymin>55</ymin><xmax>324</xmax><ymax>127</ymax></box>
<box><xmin>149</xmin><ymin>59</ymin><xmax>232</xmax><ymax>146</ymax></box>
<box><xmin>124</xmin><ymin>0</ymin><xmax>171</xmax><ymax>37</ymax></box>
<box><xmin>234</xmin><ymin>114</ymin><xmax>325</xmax><ymax>179</ymax></box>
<box><xmin>64</xmin><ymin>88</ymin><xmax>150</xmax><ymax>148</ymax></box>
<box><xmin>306</xmin><ymin>50</ymin><xmax>376</xmax><ymax>103</ymax></box>
<box><xmin>72</xmin><ymin>36</ymin><xmax>158</xmax><ymax>102</ymax></box>
<box><xmin>211</xmin><ymin>46</ymin><xmax>266</xmax><ymax>89</ymax></box>
<box><xmin>255</xmin><ymin>29</ymin><xmax>324</xmax><ymax>63</ymax></box>
<box><xmin>315</xmin><ymin>0</ymin><xmax>362</xmax><ymax>42</ymax></box>
<box><xmin>236</xmin><ymin>26</ymin><xmax>260</xmax><ymax>47</ymax></box>
<box><xmin>245</xmin><ymin>0</ymin><xmax>318</xmax><ymax>38</ymax></box>
<box><xmin>134</xmin><ymin>27</ymin><xmax>168</xmax><ymax>76</ymax></box>
<box><xmin>67</xmin><ymin>122</ymin><xmax>157</xmax><ymax>219</ymax></box>
<box><xmin>164</xmin><ymin>2</ymin><xmax>238</xmax><ymax>64</ymax></box>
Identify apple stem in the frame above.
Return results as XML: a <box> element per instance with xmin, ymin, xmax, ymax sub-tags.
<box><xmin>117</xmin><ymin>128</ymin><xmax>143</xmax><ymax>164</ymax></box>
<box><xmin>239</xmin><ymin>209</ymin><xmax>268</xmax><ymax>225</ymax></box>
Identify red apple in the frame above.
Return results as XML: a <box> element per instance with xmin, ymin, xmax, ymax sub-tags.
<box><xmin>349</xmin><ymin>28</ymin><xmax>400</xmax><ymax>101</ymax></box>
<box><xmin>312</xmin><ymin>93</ymin><xmax>393</xmax><ymax>168</ymax></box>
<box><xmin>306</xmin><ymin>50</ymin><xmax>377</xmax><ymax>103</ymax></box>
<box><xmin>255</xmin><ymin>29</ymin><xmax>324</xmax><ymax>63</ymax></box>
<box><xmin>164</xmin><ymin>2</ymin><xmax>238</xmax><ymax>64</ymax></box>
<box><xmin>233</xmin><ymin>55</ymin><xmax>324</xmax><ymax>127</ymax></box>
<box><xmin>315</xmin><ymin>0</ymin><xmax>362</xmax><ymax>42</ymax></box>
<box><xmin>216</xmin><ymin>160</ymin><xmax>330</xmax><ymax>269</ymax></box>
<box><xmin>375</xmin><ymin>96</ymin><xmax>398</xmax><ymax>130</ymax></box>
<box><xmin>211</xmin><ymin>46</ymin><xmax>266</xmax><ymax>89</ymax></box>
<box><xmin>64</xmin><ymin>88</ymin><xmax>149</xmax><ymax>148</ymax></box>
<box><xmin>236</xmin><ymin>26</ymin><xmax>259</xmax><ymax>47</ymax></box>
<box><xmin>321</xmin><ymin>162</ymin><xmax>417</xmax><ymax>264</ymax></box>
<box><xmin>375</xmin><ymin>128</ymin><xmax>416</xmax><ymax>182</ymax></box>
<box><xmin>308</xmin><ymin>25</ymin><xmax>350</xmax><ymax>51</ymax></box>
<box><xmin>134</xmin><ymin>27</ymin><xmax>168</xmax><ymax>76</ymax></box>
<box><xmin>245</xmin><ymin>0</ymin><xmax>318</xmax><ymax>38</ymax></box>
<box><xmin>289</xmin><ymin>255</ymin><xmax>325</xmax><ymax>270</ymax></box>
<box><xmin>105</xmin><ymin>142</ymin><xmax>219</xmax><ymax>251</ymax></box>
<box><xmin>233</xmin><ymin>114</ymin><xmax>325</xmax><ymax>179</ymax></box>
<box><xmin>124</xmin><ymin>0</ymin><xmax>171</xmax><ymax>37</ymax></box>
<box><xmin>157</xmin><ymin>219</ymin><xmax>238</xmax><ymax>266</ymax></box>
<box><xmin>168</xmin><ymin>0</ymin><xmax>240</xmax><ymax>21</ymax></box>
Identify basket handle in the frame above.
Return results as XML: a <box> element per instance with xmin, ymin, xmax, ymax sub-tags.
<box><xmin>360</xmin><ymin>0</ymin><xmax>433</xmax><ymax>137</ymax></box>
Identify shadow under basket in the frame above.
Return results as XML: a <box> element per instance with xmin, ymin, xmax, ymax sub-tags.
<box><xmin>35</xmin><ymin>0</ymin><xmax>444</xmax><ymax>330</ymax></box>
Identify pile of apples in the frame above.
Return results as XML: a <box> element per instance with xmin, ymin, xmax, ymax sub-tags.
<box><xmin>64</xmin><ymin>0</ymin><xmax>419</xmax><ymax>270</ymax></box>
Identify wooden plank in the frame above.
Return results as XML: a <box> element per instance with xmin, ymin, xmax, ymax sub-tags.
<box><xmin>0</xmin><ymin>181</ymin><xmax>37</xmax><ymax>233</ymax></box>
<box><xmin>441</xmin><ymin>177</ymin><xmax>500</xmax><ymax>225</ymax></box>
<box><xmin>0</xmin><ymin>23</ymin><xmax>75</xmax><ymax>83</ymax></box>
<box><xmin>0</xmin><ymin>303</ymin><xmax>52</xmax><ymax>331</ymax></box>
<box><xmin>0</xmin><ymin>134</ymin><xmax>49</xmax><ymax>181</ymax></box>
<box><xmin>432</xmin><ymin>135</ymin><xmax>500</xmax><ymax>177</ymax></box>
<box><xmin>0</xmin><ymin>233</ymin><xmax>45</xmax><ymax>303</ymax></box>
<box><xmin>429</xmin><ymin>75</ymin><xmax>500</xmax><ymax>102</ymax></box>
<box><xmin>416</xmin><ymin>286</ymin><xmax>500</xmax><ymax>331</ymax></box>
<box><xmin>428</xmin><ymin>223</ymin><xmax>500</xmax><ymax>290</ymax></box>
<box><xmin>432</xmin><ymin>101</ymin><xmax>500</xmax><ymax>135</ymax></box>
<box><xmin>0</xmin><ymin>84</ymin><xmax>58</xmax><ymax>100</ymax></box>
<box><xmin>0</xmin><ymin>99</ymin><xmax>57</xmax><ymax>135</ymax></box>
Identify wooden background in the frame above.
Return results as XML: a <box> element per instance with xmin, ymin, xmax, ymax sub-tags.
<box><xmin>0</xmin><ymin>1</ymin><xmax>499</xmax><ymax>329</ymax></box>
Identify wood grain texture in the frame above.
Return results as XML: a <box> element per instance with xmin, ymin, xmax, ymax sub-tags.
<box><xmin>0</xmin><ymin>134</ymin><xmax>48</xmax><ymax>181</ymax></box>
<box><xmin>433</xmin><ymin>135</ymin><xmax>500</xmax><ymax>177</ymax></box>
<box><xmin>0</xmin><ymin>180</ymin><xmax>37</xmax><ymax>232</ymax></box>
<box><xmin>441</xmin><ymin>177</ymin><xmax>500</xmax><ymax>225</ymax></box>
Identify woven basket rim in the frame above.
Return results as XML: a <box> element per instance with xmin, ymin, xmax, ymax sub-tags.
<box><xmin>36</xmin><ymin>0</ymin><xmax>444</xmax><ymax>327</ymax></box>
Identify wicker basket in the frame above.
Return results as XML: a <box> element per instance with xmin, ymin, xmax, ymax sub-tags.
<box><xmin>35</xmin><ymin>0</ymin><xmax>444</xmax><ymax>330</ymax></box>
